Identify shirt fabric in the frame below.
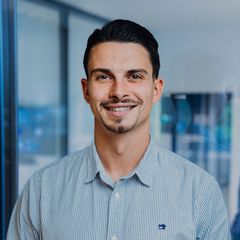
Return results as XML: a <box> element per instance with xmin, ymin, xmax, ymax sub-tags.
<box><xmin>7</xmin><ymin>138</ymin><xmax>231</xmax><ymax>240</ymax></box>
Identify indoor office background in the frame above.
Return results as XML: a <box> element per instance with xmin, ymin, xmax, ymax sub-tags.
<box><xmin>1</xmin><ymin>0</ymin><xmax>240</xmax><ymax>239</ymax></box>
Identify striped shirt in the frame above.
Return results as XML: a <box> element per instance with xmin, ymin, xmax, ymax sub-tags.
<box><xmin>7</xmin><ymin>138</ymin><xmax>231</xmax><ymax>239</ymax></box>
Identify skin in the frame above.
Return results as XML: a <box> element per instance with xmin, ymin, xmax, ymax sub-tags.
<box><xmin>82</xmin><ymin>42</ymin><xmax>163</xmax><ymax>181</ymax></box>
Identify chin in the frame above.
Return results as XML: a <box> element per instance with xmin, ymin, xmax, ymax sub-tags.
<box><xmin>104</xmin><ymin>123</ymin><xmax>135</xmax><ymax>134</ymax></box>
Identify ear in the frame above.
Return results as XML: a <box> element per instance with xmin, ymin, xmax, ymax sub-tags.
<box><xmin>152</xmin><ymin>78</ymin><xmax>164</xmax><ymax>104</ymax></box>
<box><xmin>81</xmin><ymin>78</ymin><xmax>90</xmax><ymax>103</ymax></box>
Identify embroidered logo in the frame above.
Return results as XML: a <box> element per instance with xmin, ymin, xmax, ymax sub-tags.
<box><xmin>158</xmin><ymin>224</ymin><xmax>166</xmax><ymax>230</ymax></box>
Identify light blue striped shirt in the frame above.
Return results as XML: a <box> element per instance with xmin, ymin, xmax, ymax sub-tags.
<box><xmin>7</xmin><ymin>138</ymin><xmax>231</xmax><ymax>239</ymax></box>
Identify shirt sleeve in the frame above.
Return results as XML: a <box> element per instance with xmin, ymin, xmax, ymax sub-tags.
<box><xmin>6</xmin><ymin>171</ymin><xmax>41</xmax><ymax>240</ymax></box>
<box><xmin>196</xmin><ymin>175</ymin><xmax>231</xmax><ymax>240</ymax></box>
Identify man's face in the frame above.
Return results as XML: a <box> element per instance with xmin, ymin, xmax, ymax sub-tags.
<box><xmin>82</xmin><ymin>42</ymin><xmax>163</xmax><ymax>134</ymax></box>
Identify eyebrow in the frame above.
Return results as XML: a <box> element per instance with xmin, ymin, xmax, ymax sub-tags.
<box><xmin>90</xmin><ymin>68</ymin><xmax>111</xmax><ymax>75</ymax></box>
<box><xmin>127</xmin><ymin>69</ymin><xmax>149</xmax><ymax>75</ymax></box>
<box><xmin>90</xmin><ymin>68</ymin><xmax>149</xmax><ymax>75</ymax></box>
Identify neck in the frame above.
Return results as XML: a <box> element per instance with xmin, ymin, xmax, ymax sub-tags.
<box><xmin>94</xmin><ymin>123</ymin><xmax>150</xmax><ymax>182</ymax></box>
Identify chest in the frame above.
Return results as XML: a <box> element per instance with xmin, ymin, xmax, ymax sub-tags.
<box><xmin>40</xmin><ymin>180</ymin><xmax>196</xmax><ymax>240</ymax></box>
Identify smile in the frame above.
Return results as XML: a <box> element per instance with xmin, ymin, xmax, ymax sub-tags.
<box><xmin>103</xmin><ymin>104</ymin><xmax>137</xmax><ymax>116</ymax></box>
<box><xmin>108</xmin><ymin>106</ymin><xmax>134</xmax><ymax>112</ymax></box>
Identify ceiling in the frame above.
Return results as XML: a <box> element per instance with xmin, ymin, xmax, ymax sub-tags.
<box><xmin>56</xmin><ymin>0</ymin><xmax>240</xmax><ymax>31</ymax></box>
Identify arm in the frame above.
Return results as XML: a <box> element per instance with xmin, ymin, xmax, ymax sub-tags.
<box><xmin>196</xmin><ymin>176</ymin><xmax>231</xmax><ymax>240</ymax></box>
<box><xmin>6</xmin><ymin>172</ymin><xmax>41</xmax><ymax>240</ymax></box>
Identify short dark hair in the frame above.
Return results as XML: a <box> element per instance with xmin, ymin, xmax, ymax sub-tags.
<box><xmin>83</xmin><ymin>19</ymin><xmax>160</xmax><ymax>78</ymax></box>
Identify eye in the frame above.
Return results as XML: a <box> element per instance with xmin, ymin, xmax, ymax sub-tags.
<box><xmin>129</xmin><ymin>73</ymin><xmax>143</xmax><ymax>81</ymax></box>
<box><xmin>95</xmin><ymin>74</ymin><xmax>111</xmax><ymax>81</ymax></box>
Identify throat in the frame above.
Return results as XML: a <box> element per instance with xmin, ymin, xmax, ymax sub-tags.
<box><xmin>96</xmin><ymin>141</ymin><xmax>137</xmax><ymax>178</ymax></box>
<box><xmin>95</xmin><ymin>135</ymin><xmax>150</xmax><ymax>181</ymax></box>
<box><xmin>111</xmin><ymin>143</ymin><xmax>128</xmax><ymax>155</ymax></box>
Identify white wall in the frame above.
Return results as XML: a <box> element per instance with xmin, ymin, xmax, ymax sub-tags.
<box><xmin>157</xmin><ymin>26</ymin><xmax>240</xmax><ymax>93</ymax></box>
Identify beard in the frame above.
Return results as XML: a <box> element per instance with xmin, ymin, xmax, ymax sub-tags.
<box><xmin>102</xmin><ymin>118</ymin><xmax>136</xmax><ymax>134</ymax></box>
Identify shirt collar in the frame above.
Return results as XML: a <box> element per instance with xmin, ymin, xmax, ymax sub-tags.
<box><xmin>133</xmin><ymin>136</ymin><xmax>159</xmax><ymax>187</ymax></box>
<box><xmin>85</xmin><ymin>136</ymin><xmax>159</xmax><ymax>187</ymax></box>
<box><xmin>85</xmin><ymin>142</ymin><xmax>102</xmax><ymax>184</ymax></box>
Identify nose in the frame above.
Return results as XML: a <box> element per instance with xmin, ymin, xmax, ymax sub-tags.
<box><xmin>109</xmin><ymin>79</ymin><xmax>129</xmax><ymax>99</ymax></box>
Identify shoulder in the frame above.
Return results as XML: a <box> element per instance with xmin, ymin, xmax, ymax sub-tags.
<box><xmin>27</xmin><ymin>145</ymin><xmax>92</xmax><ymax>188</ymax></box>
<box><xmin>156</xmin><ymin>144</ymin><xmax>214</xmax><ymax>181</ymax></box>
<box><xmin>154</xmin><ymin>144</ymin><xmax>226</xmax><ymax>225</ymax></box>
<box><xmin>154</xmin><ymin>144</ymin><xmax>220</xmax><ymax>203</ymax></box>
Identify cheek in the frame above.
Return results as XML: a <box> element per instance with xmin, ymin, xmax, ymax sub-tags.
<box><xmin>89</xmin><ymin>88</ymin><xmax>107</xmax><ymax>103</ymax></box>
<box><xmin>136</xmin><ymin>87</ymin><xmax>154</xmax><ymax>103</ymax></box>
<box><xmin>90</xmin><ymin>84</ymin><xmax>110</xmax><ymax>99</ymax></box>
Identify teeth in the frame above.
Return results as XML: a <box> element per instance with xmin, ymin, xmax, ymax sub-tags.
<box><xmin>109</xmin><ymin>107</ymin><xmax>132</xmax><ymax>112</ymax></box>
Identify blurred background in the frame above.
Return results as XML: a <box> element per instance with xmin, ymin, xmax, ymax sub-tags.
<box><xmin>1</xmin><ymin>0</ymin><xmax>240</xmax><ymax>239</ymax></box>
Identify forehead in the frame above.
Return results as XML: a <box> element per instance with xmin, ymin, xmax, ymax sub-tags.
<box><xmin>87</xmin><ymin>42</ymin><xmax>153</xmax><ymax>74</ymax></box>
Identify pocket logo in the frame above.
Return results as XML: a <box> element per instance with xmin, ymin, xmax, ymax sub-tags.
<box><xmin>158</xmin><ymin>224</ymin><xmax>166</xmax><ymax>230</ymax></box>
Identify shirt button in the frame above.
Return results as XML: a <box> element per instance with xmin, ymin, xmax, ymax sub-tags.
<box><xmin>114</xmin><ymin>192</ymin><xmax>120</xmax><ymax>199</ymax></box>
<box><xmin>111</xmin><ymin>235</ymin><xmax>118</xmax><ymax>240</ymax></box>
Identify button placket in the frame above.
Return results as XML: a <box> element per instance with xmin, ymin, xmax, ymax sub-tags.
<box><xmin>107</xmin><ymin>182</ymin><xmax>124</xmax><ymax>240</ymax></box>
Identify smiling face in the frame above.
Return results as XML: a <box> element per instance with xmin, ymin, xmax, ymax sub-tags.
<box><xmin>82</xmin><ymin>42</ymin><xmax>163</xmax><ymax>135</ymax></box>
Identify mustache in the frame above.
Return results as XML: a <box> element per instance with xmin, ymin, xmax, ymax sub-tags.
<box><xmin>101</xmin><ymin>98</ymin><xmax>142</xmax><ymax>107</ymax></box>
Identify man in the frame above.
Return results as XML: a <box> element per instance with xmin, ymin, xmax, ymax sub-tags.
<box><xmin>7</xmin><ymin>19</ymin><xmax>230</xmax><ymax>239</ymax></box>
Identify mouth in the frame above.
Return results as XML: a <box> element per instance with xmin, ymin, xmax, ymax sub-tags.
<box><xmin>104</xmin><ymin>105</ymin><xmax>137</xmax><ymax>112</ymax></box>
<box><xmin>102</xmin><ymin>103</ymin><xmax>138</xmax><ymax>117</ymax></box>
